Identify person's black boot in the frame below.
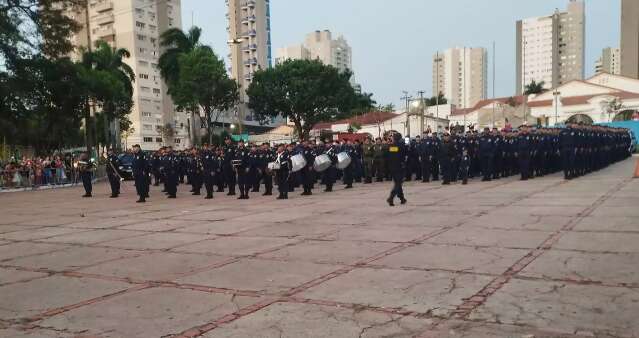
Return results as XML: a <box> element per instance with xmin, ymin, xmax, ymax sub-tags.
<box><xmin>387</xmin><ymin>197</ymin><xmax>394</xmax><ymax>207</ymax></box>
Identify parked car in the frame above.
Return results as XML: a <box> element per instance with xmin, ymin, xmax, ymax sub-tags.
<box><xmin>117</xmin><ymin>153</ymin><xmax>134</xmax><ymax>180</ymax></box>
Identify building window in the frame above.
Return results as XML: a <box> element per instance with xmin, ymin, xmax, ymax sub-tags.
<box><xmin>138</xmin><ymin>60</ymin><xmax>148</xmax><ymax>67</ymax></box>
<box><xmin>153</xmin><ymin>88</ymin><xmax>161</xmax><ymax>94</ymax></box>
<box><xmin>174</xmin><ymin>138</ymin><xmax>181</xmax><ymax>144</ymax></box>
<box><xmin>156</xmin><ymin>137</ymin><xmax>163</xmax><ymax>143</ymax></box>
<box><xmin>142</xmin><ymin>112</ymin><xmax>152</xmax><ymax>117</ymax></box>
<box><xmin>139</xmin><ymin>48</ymin><xmax>147</xmax><ymax>54</ymax></box>
<box><xmin>139</xmin><ymin>73</ymin><xmax>149</xmax><ymax>79</ymax></box>
<box><xmin>137</xmin><ymin>34</ymin><xmax>146</xmax><ymax>41</ymax></box>
<box><xmin>143</xmin><ymin>124</ymin><xmax>152</xmax><ymax>130</ymax></box>
<box><xmin>135</xmin><ymin>21</ymin><xmax>145</xmax><ymax>28</ymax></box>
<box><xmin>143</xmin><ymin>137</ymin><xmax>153</xmax><ymax>142</ymax></box>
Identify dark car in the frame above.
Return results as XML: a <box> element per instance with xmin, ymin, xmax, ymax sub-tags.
<box><xmin>117</xmin><ymin>154</ymin><xmax>134</xmax><ymax>180</ymax></box>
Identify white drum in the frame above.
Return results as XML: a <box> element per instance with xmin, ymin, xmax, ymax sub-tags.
<box><xmin>336</xmin><ymin>152</ymin><xmax>352</xmax><ymax>170</ymax></box>
<box><xmin>313</xmin><ymin>154</ymin><xmax>331</xmax><ymax>172</ymax></box>
<box><xmin>291</xmin><ymin>154</ymin><xmax>307</xmax><ymax>173</ymax></box>
<box><xmin>267</xmin><ymin>161</ymin><xmax>280</xmax><ymax>171</ymax></box>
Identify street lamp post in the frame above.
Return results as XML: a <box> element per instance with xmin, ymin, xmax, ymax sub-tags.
<box><xmin>553</xmin><ymin>90</ymin><xmax>561</xmax><ymax>126</ymax></box>
<box><xmin>418</xmin><ymin>90</ymin><xmax>425</xmax><ymax>135</ymax></box>
<box><xmin>227</xmin><ymin>38</ymin><xmax>245</xmax><ymax>136</ymax></box>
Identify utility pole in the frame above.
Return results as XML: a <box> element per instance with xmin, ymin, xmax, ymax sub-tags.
<box><xmin>435</xmin><ymin>51</ymin><xmax>440</xmax><ymax>118</ymax></box>
<box><xmin>418</xmin><ymin>90</ymin><xmax>425</xmax><ymax>135</ymax></box>
<box><xmin>84</xmin><ymin>3</ymin><xmax>95</xmax><ymax>157</ymax></box>
<box><xmin>463</xmin><ymin>47</ymin><xmax>467</xmax><ymax>131</ymax></box>
<box><xmin>401</xmin><ymin>91</ymin><xmax>412</xmax><ymax>137</ymax></box>
<box><xmin>492</xmin><ymin>41</ymin><xmax>496</xmax><ymax>128</ymax></box>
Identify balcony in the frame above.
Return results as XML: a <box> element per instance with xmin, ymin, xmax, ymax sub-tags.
<box><xmin>241</xmin><ymin>0</ymin><xmax>256</xmax><ymax>9</ymax></box>
<box><xmin>244</xmin><ymin>73</ymin><xmax>252</xmax><ymax>80</ymax></box>
<box><xmin>95</xmin><ymin>27</ymin><xmax>115</xmax><ymax>38</ymax></box>
<box><xmin>95</xmin><ymin>13</ymin><xmax>114</xmax><ymax>25</ymax></box>
<box><xmin>94</xmin><ymin>1</ymin><xmax>113</xmax><ymax>13</ymax></box>
<box><xmin>249</xmin><ymin>30</ymin><xmax>257</xmax><ymax>37</ymax></box>
<box><xmin>249</xmin><ymin>43</ymin><xmax>257</xmax><ymax>50</ymax></box>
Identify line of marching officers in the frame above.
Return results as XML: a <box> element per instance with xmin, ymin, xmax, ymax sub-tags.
<box><xmin>102</xmin><ymin>124</ymin><xmax>633</xmax><ymax>203</ymax></box>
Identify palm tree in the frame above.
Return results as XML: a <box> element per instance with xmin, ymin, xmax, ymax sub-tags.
<box><xmin>524</xmin><ymin>80</ymin><xmax>546</xmax><ymax>95</ymax></box>
<box><xmin>159</xmin><ymin>27</ymin><xmax>209</xmax><ymax>145</ymax></box>
<box><xmin>90</xmin><ymin>41</ymin><xmax>135</xmax><ymax>150</ymax></box>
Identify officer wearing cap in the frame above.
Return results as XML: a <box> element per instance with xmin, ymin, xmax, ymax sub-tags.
<box><xmin>386</xmin><ymin>132</ymin><xmax>407</xmax><ymax>206</ymax></box>
<box><xmin>132</xmin><ymin>144</ymin><xmax>149</xmax><ymax>203</ymax></box>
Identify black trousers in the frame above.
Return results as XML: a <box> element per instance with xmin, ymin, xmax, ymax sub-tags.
<box><xmin>134</xmin><ymin>174</ymin><xmax>148</xmax><ymax>200</ymax></box>
<box><xmin>263</xmin><ymin>170</ymin><xmax>273</xmax><ymax>194</ymax></box>
<box><xmin>519</xmin><ymin>155</ymin><xmax>531</xmax><ymax>180</ymax></box>
<box><xmin>223</xmin><ymin>164</ymin><xmax>236</xmax><ymax>193</ymax></box>
<box><xmin>343</xmin><ymin>165</ymin><xmax>353</xmax><ymax>186</ymax></box>
<box><xmin>191</xmin><ymin>173</ymin><xmax>202</xmax><ymax>194</ymax></box>
<box><xmin>107</xmin><ymin>173</ymin><xmax>120</xmax><ymax>195</ymax></box>
<box><xmin>421</xmin><ymin>157</ymin><xmax>431</xmax><ymax>181</ymax></box>
<box><xmin>204</xmin><ymin>172</ymin><xmax>215</xmax><ymax>197</ymax></box>
<box><xmin>81</xmin><ymin>172</ymin><xmax>92</xmax><ymax>195</ymax></box>
<box><xmin>166</xmin><ymin>172</ymin><xmax>178</xmax><ymax>197</ymax></box>
<box><xmin>440</xmin><ymin>159</ymin><xmax>452</xmax><ymax>184</ymax></box>
<box><xmin>481</xmin><ymin>156</ymin><xmax>494</xmax><ymax>180</ymax></box>
<box><xmin>389</xmin><ymin>170</ymin><xmax>405</xmax><ymax>200</ymax></box>
<box><xmin>276</xmin><ymin>170</ymin><xmax>289</xmax><ymax>197</ymax></box>
<box><xmin>301</xmin><ymin>167</ymin><xmax>314</xmax><ymax>192</ymax></box>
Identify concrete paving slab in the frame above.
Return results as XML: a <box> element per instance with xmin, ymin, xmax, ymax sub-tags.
<box><xmin>260</xmin><ymin>240</ymin><xmax>397</xmax><ymax>265</ymax></box>
<box><xmin>59</xmin><ymin>217</ymin><xmax>141</xmax><ymax>229</ymax></box>
<box><xmin>373</xmin><ymin>243</ymin><xmax>528</xmax><ymax>275</ymax></box>
<box><xmin>38</xmin><ymin>229</ymin><xmax>147</xmax><ymax>245</ymax></box>
<box><xmin>173</xmin><ymin>236</ymin><xmax>297</xmax><ymax>256</ymax></box>
<box><xmin>237</xmin><ymin>222</ymin><xmax>343</xmax><ymax>239</ymax></box>
<box><xmin>0</xmin><ymin>227</ymin><xmax>88</xmax><ymax>241</ymax></box>
<box><xmin>322</xmin><ymin>226</ymin><xmax>437</xmax><ymax>243</ymax></box>
<box><xmin>5</xmin><ymin>246</ymin><xmax>141</xmax><ymax>271</ymax></box>
<box><xmin>427</xmin><ymin>227</ymin><xmax>552</xmax><ymax>249</ymax></box>
<box><xmin>0</xmin><ymin>267</ymin><xmax>47</xmax><ymax>285</ymax></box>
<box><xmin>461</xmin><ymin>214</ymin><xmax>571</xmax><ymax>232</ymax></box>
<box><xmin>0</xmin><ymin>328</ymin><xmax>73</xmax><ymax>338</ymax></box>
<box><xmin>207</xmin><ymin>302</ymin><xmax>432</xmax><ymax>338</ymax></box>
<box><xmin>426</xmin><ymin>320</ymin><xmax>617</xmax><ymax>338</ymax></box>
<box><xmin>572</xmin><ymin>216</ymin><xmax>639</xmax><ymax>232</ymax></box>
<box><xmin>77</xmin><ymin>252</ymin><xmax>228</xmax><ymax>281</ymax></box>
<box><xmin>99</xmin><ymin>232</ymin><xmax>212</xmax><ymax>250</ymax></box>
<box><xmin>301</xmin><ymin>267</ymin><xmax>493</xmax><ymax>316</ymax></box>
<box><xmin>39</xmin><ymin>287</ymin><xmax>264</xmax><ymax>338</ymax></box>
<box><xmin>174</xmin><ymin>220</ymin><xmax>268</xmax><ymax>235</ymax></box>
<box><xmin>0</xmin><ymin>242</ymin><xmax>69</xmax><ymax>262</ymax></box>
<box><xmin>115</xmin><ymin>219</ymin><xmax>203</xmax><ymax>232</ymax></box>
<box><xmin>0</xmin><ymin>225</ymin><xmax>43</xmax><ymax>234</ymax></box>
<box><xmin>519</xmin><ymin>249</ymin><xmax>639</xmax><ymax>284</ymax></box>
<box><xmin>177</xmin><ymin>258</ymin><xmax>341</xmax><ymax>293</ymax></box>
<box><xmin>0</xmin><ymin>275</ymin><xmax>129</xmax><ymax>320</ymax></box>
<box><xmin>469</xmin><ymin>278</ymin><xmax>639</xmax><ymax>337</ymax></box>
<box><xmin>553</xmin><ymin>232</ymin><xmax>639</xmax><ymax>253</ymax></box>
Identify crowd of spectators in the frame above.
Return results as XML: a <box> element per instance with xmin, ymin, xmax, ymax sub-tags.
<box><xmin>0</xmin><ymin>154</ymin><xmax>81</xmax><ymax>189</ymax></box>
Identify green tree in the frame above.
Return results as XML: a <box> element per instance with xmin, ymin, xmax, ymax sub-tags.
<box><xmin>173</xmin><ymin>46</ymin><xmax>238</xmax><ymax>145</ymax></box>
<box><xmin>247</xmin><ymin>59</ymin><xmax>357</xmax><ymax>141</ymax></box>
<box><xmin>426</xmin><ymin>92</ymin><xmax>447</xmax><ymax>106</ymax></box>
<box><xmin>524</xmin><ymin>80</ymin><xmax>546</xmax><ymax>95</ymax></box>
<box><xmin>159</xmin><ymin>26</ymin><xmax>206</xmax><ymax>145</ymax></box>
<box><xmin>89</xmin><ymin>41</ymin><xmax>135</xmax><ymax>150</ymax></box>
<box><xmin>377</xmin><ymin>103</ymin><xmax>395</xmax><ymax>112</ymax></box>
<box><xmin>346</xmin><ymin>91</ymin><xmax>377</xmax><ymax>118</ymax></box>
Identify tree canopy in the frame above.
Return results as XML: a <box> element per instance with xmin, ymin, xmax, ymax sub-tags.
<box><xmin>247</xmin><ymin>59</ymin><xmax>360</xmax><ymax>140</ymax></box>
<box><xmin>172</xmin><ymin>46</ymin><xmax>238</xmax><ymax>144</ymax></box>
<box><xmin>524</xmin><ymin>80</ymin><xmax>546</xmax><ymax>95</ymax></box>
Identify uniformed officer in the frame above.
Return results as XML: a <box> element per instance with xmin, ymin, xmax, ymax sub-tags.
<box><xmin>362</xmin><ymin>137</ymin><xmax>375</xmax><ymax>184</ymax></box>
<box><xmin>275</xmin><ymin>145</ymin><xmax>291</xmax><ymax>199</ymax></box>
<box><xmin>559</xmin><ymin>124</ymin><xmax>576</xmax><ymax>179</ymax></box>
<box><xmin>386</xmin><ymin>132</ymin><xmax>407</xmax><ymax>206</ymax></box>
<box><xmin>78</xmin><ymin>152</ymin><xmax>93</xmax><ymax>197</ymax></box>
<box><xmin>222</xmin><ymin>137</ymin><xmax>237</xmax><ymax>195</ymax></box>
<box><xmin>342</xmin><ymin>139</ymin><xmax>355</xmax><ymax>189</ymax></box>
<box><xmin>479</xmin><ymin>128</ymin><xmax>494</xmax><ymax>181</ymax></box>
<box><xmin>190</xmin><ymin>148</ymin><xmax>204</xmax><ymax>195</ymax></box>
<box><xmin>373</xmin><ymin>138</ymin><xmax>386</xmax><ymax>182</ymax></box>
<box><xmin>202</xmin><ymin>144</ymin><xmax>219</xmax><ymax>199</ymax></box>
<box><xmin>301</xmin><ymin>140</ymin><xmax>315</xmax><ymax>195</ymax></box>
<box><xmin>105</xmin><ymin>148</ymin><xmax>121</xmax><ymax>198</ymax></box>
<box><xmin>164</xmin><ymin>146</ymin><xmax>179</xmax><ymax>198</ymax></box>
<box><xmin>260</xmin><ymin>143</ymin><xmax>274</xmax><ymax>196</ymax></box>
<box><xmin>516</xmin><ymin>125</ymin><xmax>533</xmax><ymax>180</ymax></box>
<box><xmin>439</xmin><ymin>133</ymin><xmax>455</xmax><ymax>185</ymax></box>
<box><xmin>132</xmin><ymin>144</ymin><xmax>149</xmax><ymax>203</ymax></box>
<box><xmin>235</xmin><ymin>140</ymin><xmax>251</xmax><ymax>199</ymax></box>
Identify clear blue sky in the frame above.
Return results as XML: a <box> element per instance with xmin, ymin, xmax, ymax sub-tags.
<box><xmin>182</xmin><ymin>0</ymin><xmax>620</xmax><ymax>108</ymax></box>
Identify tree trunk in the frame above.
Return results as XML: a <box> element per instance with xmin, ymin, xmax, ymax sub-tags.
<box><xmin>85</xmin><ymin>98</ymin><xmax>94</xmax><ymax>157</ymax></box>
<box><xmin>205</xmin><ymin>106</ymin><xmax>213</xmax><ymax>145</ymax></box>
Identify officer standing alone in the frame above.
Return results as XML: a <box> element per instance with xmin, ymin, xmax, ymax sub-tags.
<box><xmin>386</xmin><ymin>132</ymin><xmax>407</xmax><ymax>206</ymax></box>
<box><xmin>132</xmin><ymin>144</ymin><xmax>149</xmax><ymax>203</ymax></box>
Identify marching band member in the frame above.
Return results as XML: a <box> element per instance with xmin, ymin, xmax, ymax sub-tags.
<box><xmin>105</xmin><ymin>148</ymin><xmax>122</xmax><ymax>198</ymax></box>
<box><xmin>78</xmin><ymin>152</ymin><xmax>94</xmax><ymax>198</ymax></box>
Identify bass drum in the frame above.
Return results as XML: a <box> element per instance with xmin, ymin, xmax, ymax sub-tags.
<box><xmin>291</xmin><ymin>154</ymin><xmax>307</xmax><ymax>172</ymax></box>
<box><xmin>313</xmin><ymin>154</ymin><xmax>331</xmax><ymax>172</ymax></box>
<box><xmin>267</xmin><ymin>161</ymin><xmax>280</xmax><ymax>171</ymax></box>
<box><xmin>336</xmin><ymin>152</ymin><xmax>352</xmax><ymax>170</ymax></box>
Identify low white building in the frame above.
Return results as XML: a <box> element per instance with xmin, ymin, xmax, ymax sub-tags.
<box><xmin>528</xmin><ymin>72</ymin><xmax>639</xmax><ymax>125</ymax></box>
<box><xmin>311</xmin><ymin>111</ymin><xmax>449</xmax><ymax>139</ymax></box>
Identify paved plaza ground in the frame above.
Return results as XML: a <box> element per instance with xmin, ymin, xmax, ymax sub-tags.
<box><xmin>0</xmin><ymin>157</ymin><xmax>638</xmax><ymax>338</ymax></box>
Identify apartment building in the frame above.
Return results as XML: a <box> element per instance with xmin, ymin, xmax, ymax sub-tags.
<box><xmin>621</xmin><ymin>0</ymin><xmax>639</xmax><ymax>79</ymax></box>
<box><xmin>432</xmin><ymin>47</ymin><xmax>488</xmax><ymax>109</ymax></box>
<box><xmin>67</xmin><ymin>0</ymin><xmax>190</xmax><ymax>150</ymax></box>
<box><xmin>516</xmin><ymin>0</ymin><xmax>585</xmax><ymax>94</ymax></box>
<box><xmin>595</xmin><ymin>47</ymin><xmax>621</xmax><ymax>75</ymax></box>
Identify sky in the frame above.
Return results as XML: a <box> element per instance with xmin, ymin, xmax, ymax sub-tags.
<box><xmin>182</xmin><ymin>0</ymin><xmax>621</xmax><ymax>108</ymax></box>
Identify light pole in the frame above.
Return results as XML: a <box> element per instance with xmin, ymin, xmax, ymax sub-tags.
<box><xmin>401</xmin><ymin>91</ymin><xmax>412</xmax><ymax>137</ymax></box>
<box><xmin>418</xmin><ymin>90</ymin><xmax>425</xmax><ymax>135</ymax></box>
<box><xmin>227</xmin><ymin>38</ymin><xmax>245</xmax><ymax>136</ymax></box>
<box><xmin>553</xmin><ymin>89</ymin><xmax>561</xmax><ymax>126</ymax></box>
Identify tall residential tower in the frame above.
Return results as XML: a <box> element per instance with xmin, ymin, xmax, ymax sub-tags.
<box><xmin>621</xmin><ymin>0</ymin><xmax>639</xmax><ymax>79</ymax></box>
<box><xmin>67</xmin><ymin>0</ymin><xmax>190</xmax><ymax>150</ymax></box>
<box><xmin>432</xmin><ymin>47</ymin><xmax>488</xmax><ymax>109</ymax></box>
<box><xmin>595</xmin><ymin>47</ymin><xmax>621</xmax><ymax>75</ymax></box>
<box><xmin>516</xmin><ymin>0</ymin><xmax>585</xmax><ymax>94</ymax></box>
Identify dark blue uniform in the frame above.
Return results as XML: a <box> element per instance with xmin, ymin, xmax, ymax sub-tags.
<box><xmin>132</xmin><ymin>150</ymin><xmax>149</xmax><ymax>202</ymax></box>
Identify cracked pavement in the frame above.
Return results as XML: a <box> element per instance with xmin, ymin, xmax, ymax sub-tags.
<box><xmin>0</xmin><ymin>157</ymin><xmax>637</xmax><ymax>337</ymax></box>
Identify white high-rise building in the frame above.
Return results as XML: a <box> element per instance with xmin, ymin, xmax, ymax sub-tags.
<box><xmin>67</xmin><ymin>0</ymin><xmax>190</xmax><ymax>150</ymax></box>
<box><xmin>226</xmin><ymin>0</ymin><xmax>273</xmax><ymax>130</ymax></box>
<box><xmin>432</xmin><ymin>47</ymin><xmax>488</xmax><ymax>109</ymax></box>
<box><xmin>595</xmin><ymin>47</ymin><xmax>621</xmax><ymax>75</ymax></box>
<box><xmin>516</xmin><ymin>0</ymin><xmax>585</xmax><ymax>94</ymax></box>
<box><xmin>276</xmin><ymin>30</ymin><xmax>358</xmax><ymax>86</ymax></box>
<box><xmin>621</xmin><ymin>0</ymin><xmax>639</xmax><ymax>79</ymax></box>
